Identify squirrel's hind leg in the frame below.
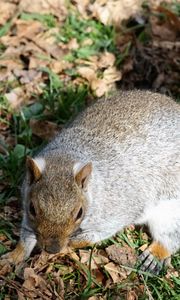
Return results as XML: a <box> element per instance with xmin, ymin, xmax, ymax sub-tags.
<box><xmin>139</xmin><ymin>241</ymin><xmax>171</xmax><ymax>274</ymax></box>
<box><xmin>138</xmin><ymin>198</ymin><xmax>180</xmax><ymax>274</ymax></box>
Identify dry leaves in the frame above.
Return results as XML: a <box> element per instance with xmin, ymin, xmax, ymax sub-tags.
<box><xmin>0</xmin><ymin>1</ymin><xmax>17</xmax><ymax>25</ymax></box>
<box><xmin>77</xmin><ymin>52</ymin><xmax>122</xmax><ymax>96</ymax></box>
<box><xmin>106</xmin><ymin>244</ymin><xmax>137</xmax><ymax>268</ymax></box>
<box><xmin>19</xmin><ymin>0</ymin><xmax>67</xmax><ymax>20</ymax></box>
<box><xmin>86</xmin><ymin>0</ymin><xmax>143</xmax><ymax>26</ymax></box>
<box><xmin>30</xmin><ymin>119</ymin><xmax>60</xmax><ymax>140</ymax></box>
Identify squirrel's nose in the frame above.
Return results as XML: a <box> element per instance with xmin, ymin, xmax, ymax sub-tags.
<box><xmin>45</xmin><ymin>243</ymin><xmax>60</xmax><ymax>254</ymax></box>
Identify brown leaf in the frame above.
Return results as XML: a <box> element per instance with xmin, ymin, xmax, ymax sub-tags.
<box><xmin>138</xmin><ymin>243</ymin><xmax>148</xmax><ymax>252</ymax></box>
<box><xmin>67</xmin><ymin>38</ymin><xmax>79</xmax><ymax>50</ymax></box>
<box><xmin>79</xmin><ymin>249</ymin><xmax>109</xmax><ymax>270</ymax></box>
<box><xmin>0</xmin><ymin>261</ymin><xmax>12</xmax><ymax>276</ymax></box>
<box><xmin>30</xmin><ymin>119</ymin><xmax>60</xmax><ymax>140</ymax></box>
<box><xmin>15</xmin><ymin>19</ymin><xmax>44</xmax><ymax>39</ymax></box>
<box><xmin>90</xmin><ymin>0</ymin><xmax>143</xmax><ymax>26</ymax></box>
<box><xmin>104</xmin><ymin>262</ymin><xmax>127</xmax><ymax>283</ymax></box>
<box><xmin>50</xmin><ymin>60</ymin><xmax>73</xmax><ymax>74</ymax></box>
<box><xmin>106</xmin><ymin>244</ymin><xmax>137</xmax><ymax>268</ymax></box>
<box><xmin>126</xmin><ymin>290</ymin><xmax>138</xmax><ymax>300</ymax></box>
<box><xmin>91</xmin><ymin>78</ymin><xmax>109</xmax><ymax>97</ymax></box>
<box><xmin>0</xmin><ymin>1</ymin><xmax>16</xmax><ymax>25</ymax></box>
<box><xmin>13</xmin><ymin>69</ymin><xmax>41</xmax><ymax>84</ymax></box>
<box><xmin>54</xmin><ymin>265</ymin><xmax>73</xmax><ymax>276</ymax></box>
<box><xmin>19</xmin><ymin>0</ymin><xmax>67</xmax><ymax>20</ymax></box>
<box><xmin>5</xmin><ymin>87</ymin><xmax>26</xmax><ymax>110</ymax></box>
<box><xmin>103</xmin><ymin>66</ymin><xmax>122</xmax><ymax>84</ymax></box>
<box><xmin>74</xmin><ymin>0</ymin><xmax>90</xmax><ymax>17</ymax></box>
<box><xmin>98</xmin><ymin>52</ymin><xmax>116</xmax><ymax>68</ymax></box>
<box><xmin>33</xmin><ymin>28</ymin><xmax>65</xmax><ymax>59</ymax></box>
<box><xmin>77</xmin><ymin>66</ymin><xmax>96</xmax><ymax>82</ymax></box>
<box><xmin>0</xmin><ymin>57</ymin><xmax>23</xmax><ymax>71</ymax></box>
<box><xmin>81</xmin><ymin>38</ymin><xmax>93</xmax><ymax>47</ymax></box>
<box><xmin>92</xmin><ymin>268</ymin><xmax>105</xmax><ymax>284</ymax></box>
<box><xmin>17</xmin><ymin>291</ymin><xmax>26</xmax><ymax>300</ymax></box>
<box><xmin>51</xmin><ymin>274</ymin><xmax>65</xmax><ymax>299</ymax></box>
<box><xmin>88</xmin><ymin>297</ymin><xmax>104</xmax><ymax>300</ymax></box>
<box><xmin>151</xmin><ymin>19</ymin><xmax>176</xmax><ymax>41</ymax></box>
<box><xmin>23</xmin><ymin>267</ymin><xmax>52</xmax><ymax>298</ymax></box>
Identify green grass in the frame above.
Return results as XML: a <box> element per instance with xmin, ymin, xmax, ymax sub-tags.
<box><xmin>57</xmin><ymin>14</ymin><xmax>117</xmax><ymax>60</ymax></box>
<box><xmin>0</xmin><ymin>21</ymin><xmax>12</xmax><ymax>38</ymax></box>
<box><xmin>40</xmin><ymin>67</ymin><xmax>89</xmax><ymax>123</ymax></box>
<box><xmin>20</xmin><ymin>12</ymin><xmax>57</xmax><ymax>28</ymax></box>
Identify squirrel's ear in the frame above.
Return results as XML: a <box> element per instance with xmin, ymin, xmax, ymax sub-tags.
<box><xmin>26</xmin><ymin>156</ymin><xmax>45</xmax><ymax>184</ymax></box>
<box><xmin>73</xmin><ymin>162</ymin><xmax>92</xmax><ymax>189</ymax></box>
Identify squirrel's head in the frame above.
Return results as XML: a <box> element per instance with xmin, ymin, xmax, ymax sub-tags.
<box><xmin>23</xmin><ymin>156</ymin><xmax>92</xmax><ymax>254</ymax></box>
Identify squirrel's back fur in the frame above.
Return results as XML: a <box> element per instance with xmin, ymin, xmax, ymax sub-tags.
<box><xmin>30</xmin><ymin>90</ymin><xmax>180</xmax><ymax>249</ymax></box>
<box><xmin>13</xmin><ymin>90</ymin><xmax>180</xmax><ymax>271</ymax></box>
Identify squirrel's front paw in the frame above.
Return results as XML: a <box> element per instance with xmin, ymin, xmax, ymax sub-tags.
<box><xmin>69</xmin><ymin>239</ymin><xmax>92</xmax><ymax>249</ymax></box>
<box><xmin>1</xmin><ymin>242</ymin><xmax>26</xmax><ymax>265</ymax></box>
<box><xmin>138</xmin><ymin>242</ymin><xmax>171</xmax><ymax>274</ymax></box>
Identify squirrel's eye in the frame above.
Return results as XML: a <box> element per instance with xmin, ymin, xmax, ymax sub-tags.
<box><xmin>75</xmin><ymin>207</ymin><xmax>83</xmax><ymax>221</ymax></box>
<box><xmin>29</xmin><ymin>202</ymin><xmax>36</xmax><ymax>217</ymax></box>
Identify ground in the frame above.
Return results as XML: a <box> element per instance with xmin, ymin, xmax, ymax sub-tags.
<box><xmin>0</xmin><ymin>0</ymin><xmax>180</xmax><ymax>299</ymax></box>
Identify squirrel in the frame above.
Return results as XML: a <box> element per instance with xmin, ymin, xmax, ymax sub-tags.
<box><xmin>1</xmin><ymin>90</ymin><xmax>180</xmax><ymax>274</ymax></box>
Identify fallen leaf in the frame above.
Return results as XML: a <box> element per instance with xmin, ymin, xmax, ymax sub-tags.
<box><xmin>5</xmin><ymin>87</ymin><xmax>26</xmax><ymax>110</ymax></box>
<box><xmin>67</xmin><ymin>38</ymin><xmax>79</xmax><ymax>50</ymax></box>
<box><xmin>104</xmin><ymin>262</ymin><xmax>126</xmax><ymax>283</ymax></box>
<box><xmin>81</xmin><ymin>38</ymin><xmax>93</xmax><ymax>47</ymax></box>
<box><xmin>91</xmin><ymin>77</ymin><xmax>109</xmax><ymax>97</ymax></box>
<box><xmin>77</xmin><ymin>66</ymin><xmax>96</xmax><ymax>82</ymax></box>
<box><xmin>33</xmin><ymin>28</ymin><xmax>65</xmax><ymax>59</ymax></box>
<box><xmin>106</xmin><ymin>244</ymin><xmax>137</xmax><ymax>268</ymax></box>
<box><xmin>23</xmin><ymin>267</ymin><xmax>52</xmax><ymax>298</ymax></box>
<box><xmin>19</xmin><ymin>0</ymin><xmax>67</xmax><ymax>20</ymax></box>
<box><xmin>0</xmin><ymin>1</ymin><xmax>16</xmax><ymax>25</ymax></box>
<box><xmin>103</xmin><ymin>66</ymin><xmax>122</xmax><ymax>84</ymax></box>
<box><xmin>92</xmin><ymin>268</ymin><xmax>105</xmax><ymax>284</ymax></box>
<box><xmin>0</xmin><ymin>261</ymin><xmax>12</xmax><ymax>276</ymax></box>
<box><xmin>50</xmin><ymin>60</ymin><xmax>73</xmax><ymax>74</ymax></box>
<box><xmin>17</xmin><ymin>291</ymin><xmax>26</xmax><ymax>300</ymax></box>
<box><xmin>74</xmin><ymin>0</ymin><xmax>90</xmax><ymax>17</ymax></box>
<box><xmin>90</xmin><ymin>0</ymin><xmax>143</xmax><ymax>26</ymax></box>
<box><xmin>30</xmin><ymin>119</ymin><xmax>60</xmax><ymax>140</ymax></box>
<box><xmin>51</xmin><ymin>273</ymin><xmax>65</xmax><ymax>299</ymax></box>
<box><xmin>98</xmin><ymin>52</ymin><xmax>116</xmax><ymax>68</ymax></box>
<box><xmin>79</xmin><ymin>249</ymin><xmax>109</xmax><ymax>270</ymax></box>
<box><xmin>138</xmin><ymin>244</ymin><xmax>148</xmax><ymax>252</ymax></box>
<box><xmin>15</xmin><ymin>19</ymin><xmax>44</xmax><ymax>39</ymax></box>
<box><xmin>126</xmin><ymin>290</ymin><xmax>138</xmax><ymax>300</ymax></box>
<box><xmin>13</xmin><ymin>69</ymin><xmax>41</xmax><ymax>84</ymax></box>
<box><xmin>0</xmin><ymin>57</ymin><xmax>24</xmax><ymax>71</ymax></box>
<box><xmin>150</xmin><ymin>16</ymin><xmax>177</xmax><ymax>41</ymax></box>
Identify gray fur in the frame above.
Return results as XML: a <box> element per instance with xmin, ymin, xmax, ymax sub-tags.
<box><xmin>22</xmin><ymin>90</ymin><xmax>180</xmax><ymax>258</ymax></box>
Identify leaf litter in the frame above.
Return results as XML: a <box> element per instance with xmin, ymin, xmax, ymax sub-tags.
<box><xmin>0</xmin><ymin>0</ymin><xmax>180</xmax><ymax>299</ymax></box>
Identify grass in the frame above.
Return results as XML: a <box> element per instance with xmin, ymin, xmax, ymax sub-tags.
<box><xmin>40</xmin><ymin>67</ymin><xmax>89</xmax><ymax>123</ymax></box>
<box><xmin>57</xmin><ymin>14</ymin><xmax>117</xmax><ymax>60</ymax></box>
<box><xmin>20</xmin><ymin>12</ymin><xmax>57</xmax><ymax>28</ymax></box>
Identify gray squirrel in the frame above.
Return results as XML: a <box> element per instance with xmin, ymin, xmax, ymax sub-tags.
<box><xmin>2</xmin><ymin>90</ymin><xmax>180</xmax><ymax>274</ymax></box>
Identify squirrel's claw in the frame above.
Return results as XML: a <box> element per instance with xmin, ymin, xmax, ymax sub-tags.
<box><xmin>138</xmin><ymin>241</ymin><xmax>171</xmax><ymax>274</ymax></box>
<box><xmin>138</xmin><ymin>249</ymin><xmax>163</xmax><ymax>274</ymax></box>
